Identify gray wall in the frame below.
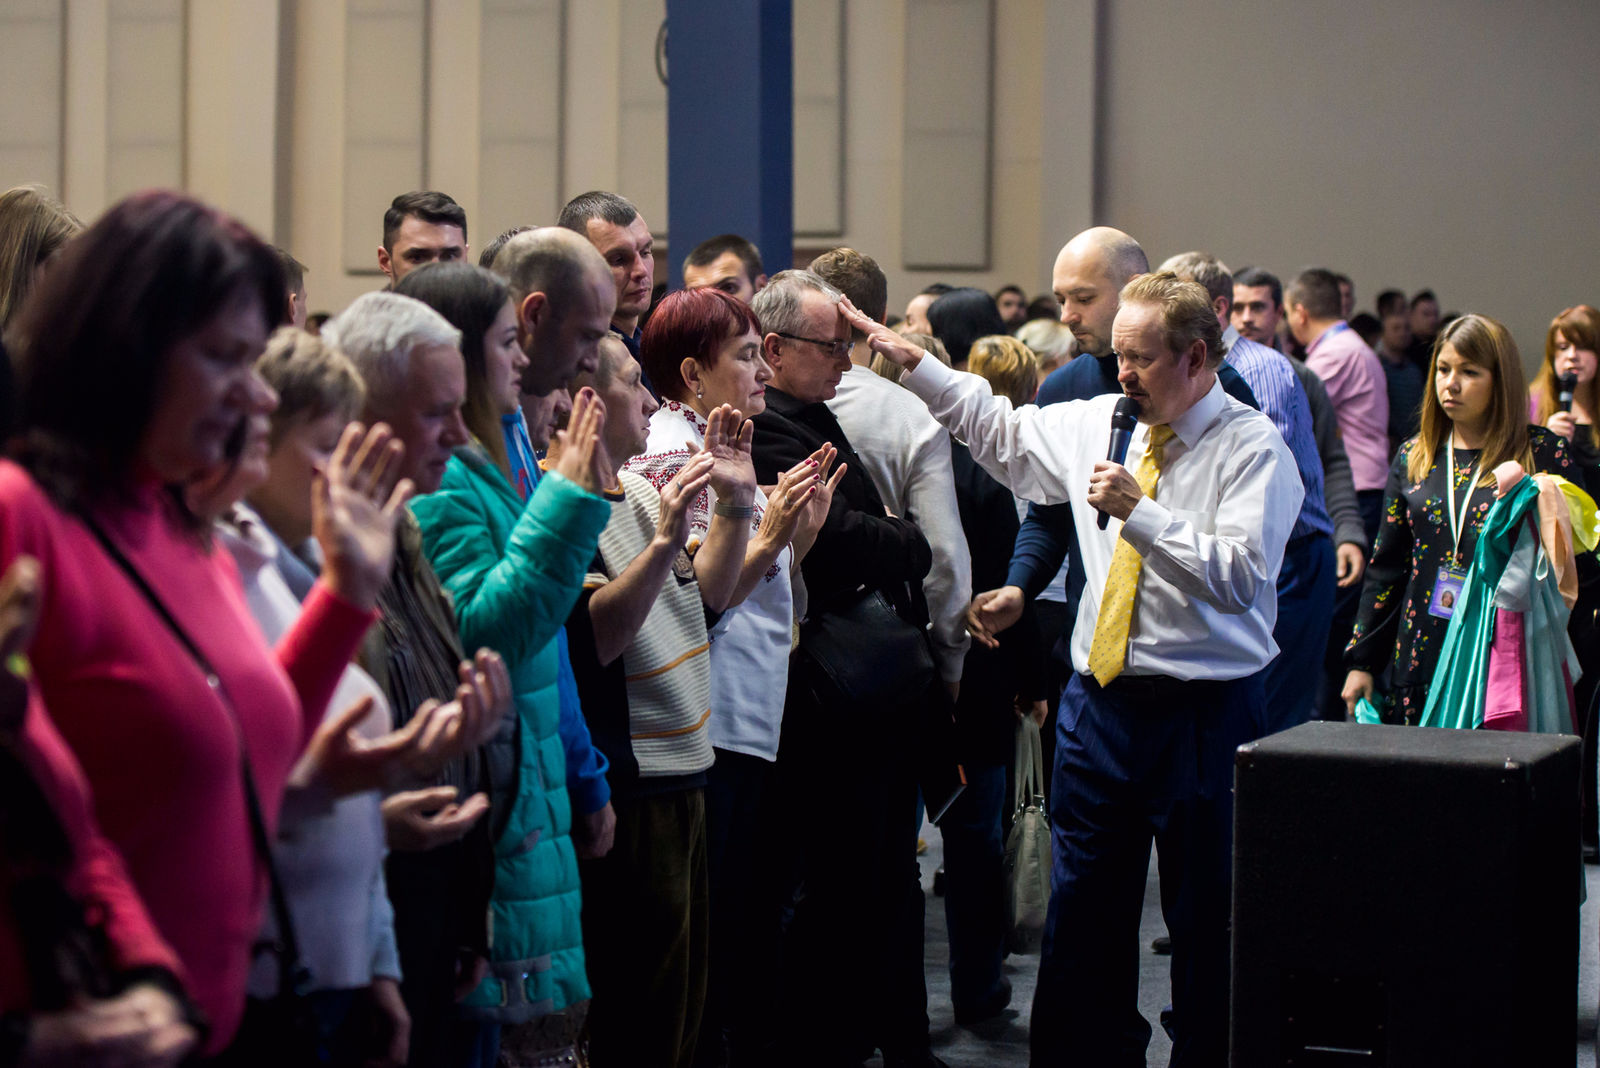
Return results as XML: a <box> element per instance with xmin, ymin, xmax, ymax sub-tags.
<box><xmin>1096</xmin><ymin>0</ymin><xmax>1600</xmax><ymax>361</ymax></box>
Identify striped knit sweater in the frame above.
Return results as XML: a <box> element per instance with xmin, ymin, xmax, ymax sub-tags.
<box><xmin>585</xmin><ymin>470</ymin><xmax>715</xmax><ymax>779</ymax></box>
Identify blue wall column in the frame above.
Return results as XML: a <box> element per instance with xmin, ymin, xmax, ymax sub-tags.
<box><xmin>665</xmin><ymin>0</ymin><xmax>793</xmax><ymax>289</ymax></box>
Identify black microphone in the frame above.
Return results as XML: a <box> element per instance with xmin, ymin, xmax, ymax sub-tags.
<box><xmin>1098</xmin><ymin>396</ymin><xmax>1141</xmax><ymax>529</ymax></box>
<box><xmin>1559</xmin><ymin>372</ymin><xmax>1578</xmax><ymax>413</ymax></box>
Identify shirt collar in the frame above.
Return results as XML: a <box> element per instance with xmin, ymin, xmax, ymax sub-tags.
<box><xmin>1306</xmin><ymin>320</ymin><xmax>1350</xmax><ymax>355</ymax></box>
<box><xmin>1161</xmin><ymin>377</ymin><xmax>1227</xmax><ymax>450</ymax></box>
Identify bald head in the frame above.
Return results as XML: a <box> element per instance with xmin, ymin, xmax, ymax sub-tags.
<box><xmin>494</xmin><ymin>226</ymin><xmax>609</xmax><ymax>306</ymax></box>
<box><xmin>495</xmin><ymin>227</ymin><xmax>618</xmax><ymax>394</ymax></box>
<box><xmin>1051</xmin><ymin>227</ymin><xmax>1148</xmax><ymax>358</ymax></box>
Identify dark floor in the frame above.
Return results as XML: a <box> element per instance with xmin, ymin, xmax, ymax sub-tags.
<box><xmin>890</xmin><ymin>828</ymin><xmax>1600</xmax><ymax>1067</ymax></box>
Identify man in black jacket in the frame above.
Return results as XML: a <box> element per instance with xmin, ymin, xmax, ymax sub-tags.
<box><xmin>748</xmin><ymin>270</ymin><xmax>943</xmax><ymax>1068</ymax></box>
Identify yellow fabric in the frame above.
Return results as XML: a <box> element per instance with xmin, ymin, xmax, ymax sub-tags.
<box><xmin>1087</xmin><ymin>424</ymin><xmax>1174</xmax><ymax>686</ymax></box>
<box><xmin>1548</xmin><ymin>474</ymin><xmax>1600</xmax><ymax>553</ymax></box>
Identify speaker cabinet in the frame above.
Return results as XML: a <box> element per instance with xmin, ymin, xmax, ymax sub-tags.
<box><xmin>1232</xmin><ymin>722</ymin><xmax>1580</xmax><ymax>1067</ymax></box>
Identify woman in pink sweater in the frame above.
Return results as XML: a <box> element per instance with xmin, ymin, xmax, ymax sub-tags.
<box><xmin>0</xmin><ymin>191</ymin><xmax>408</xmax><ymax>1056</ymax></box>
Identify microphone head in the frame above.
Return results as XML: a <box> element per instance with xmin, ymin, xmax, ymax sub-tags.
<box><xmin>1111</xmin><ymin>395</ymin><xmax>1141</xmax><ymax>430</ymax></box>
<box><xmin>1559</xmin><ymin>372</ymin><xmax>1578</xmax><ymax>396</ymax></box>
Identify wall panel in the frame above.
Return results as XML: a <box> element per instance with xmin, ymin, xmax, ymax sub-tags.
<box><xmin>106</xmin><ymin>0</ymin><xmax>184</xmax><ymax>200</ymax></box>
<box><xmin>0</xmin><ymin>0</ymin><xmax>65</xmax><ymax>193</ymax></box>
<box><xmin>478</xmin><ymin>0</ymin><xmax>563</xmax><ymax>238</ymax></box>
<box><xmin>900</xmin><ymin>0</ymin><xmax>992</xmax><ymax>269</ymax></box>
<box><xmin>344</xmin><ymin>0</ymin><xmax>426</xmax><ymax>272</ymax></box>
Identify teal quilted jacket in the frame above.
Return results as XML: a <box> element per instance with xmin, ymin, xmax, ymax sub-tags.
<box><xmin>411</xmin><ymin>445</ymin><xmax>610</xmax><ymax>1021</ymax></box>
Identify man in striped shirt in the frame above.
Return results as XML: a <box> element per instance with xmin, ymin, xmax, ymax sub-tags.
<box><xmin>1161</xmin><ymin>253</ymin><xmax>1336</xmax><ymax>732</ymax></box>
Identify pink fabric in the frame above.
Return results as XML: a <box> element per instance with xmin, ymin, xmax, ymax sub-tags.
<box><xmin>0</xmin><ymin>687</ymin><xmax>185</xmax><ymax>1009</ymax></box>
<box><xmin>1305</xmin><ymin>324</ymin><xmax>1391</xmax><ymax>492</ymax></box>
<box><xmin>0</xmin><ymin>461</ymin><xmax>373</xmax><ymax>1048</ymax></box>
<box><xmin>1483</xmin><ymin>608</ymin><xmax>1528</xmax><ymax>732</ymax></box>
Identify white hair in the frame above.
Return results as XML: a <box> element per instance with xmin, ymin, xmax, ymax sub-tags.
<box><xmin>322</xmin><ymin>291</ymin><xmax>462</xmax><ymax>405</ymax></box>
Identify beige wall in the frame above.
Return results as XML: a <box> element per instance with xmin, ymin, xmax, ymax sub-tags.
<box><xmin>1096</xmin><ymin>0</ymin><xmax>1600</xmax><ymax>360</ymax></box>
<box><xmin>0</xmin><ymin>0</ymin><xmax>1593</xmax><ymax>359</ymax></box>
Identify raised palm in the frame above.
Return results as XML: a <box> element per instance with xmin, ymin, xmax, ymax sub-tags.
<box><xmin>313</xmin><ymin>421</ymin><xmax>414</xmax><ymax>609</ymax></box>
<box><xmin>701</xmin><ymin>404</ymin><xmax>757</xmax><ymax>502</ymax></box>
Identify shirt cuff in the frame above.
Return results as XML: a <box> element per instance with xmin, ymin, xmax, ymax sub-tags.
<box><xmin>1118</xmin><ymin>495</ymin><xmax>1171</xmax><ymax>557</ymax></box>
<box><xmin>569</xmin><ymin>768</ymin><xmax>612</xmax><ymax>816</ymax></box>
<box><xmin>901</xmin><ymin>350</ymin><xmax>953</xmax><ymax>396</ymax></box>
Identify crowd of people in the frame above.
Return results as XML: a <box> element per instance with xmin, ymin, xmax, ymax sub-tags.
<box><xmin>0</xmin><ymin>179</ymin><xmax>1595</xmax><ymax>1068</ymax></box>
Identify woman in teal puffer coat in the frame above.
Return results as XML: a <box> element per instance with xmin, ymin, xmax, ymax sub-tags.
<box><xmin>399</xmin><ymin>263</ymin><xmax>614</xmax><ymax>1051</ymax></box>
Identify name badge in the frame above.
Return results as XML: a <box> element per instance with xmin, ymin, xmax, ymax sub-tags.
<box><xmin>1428</xmin><ymin>566</ymin><xmax>1467</xmax><ymax>619</ymax></box>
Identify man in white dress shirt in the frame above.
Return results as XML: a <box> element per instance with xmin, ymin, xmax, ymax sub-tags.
<box><xmin>849</xmin><ymin>272</ymin><xmax>1302</xmax><ymax>1068</ymax></box>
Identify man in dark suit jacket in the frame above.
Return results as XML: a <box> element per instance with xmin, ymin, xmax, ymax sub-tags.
<box><xmin>748</xmin><ymin>269</ymin><xmax>943</xmax><ymax>1068</ymax></box>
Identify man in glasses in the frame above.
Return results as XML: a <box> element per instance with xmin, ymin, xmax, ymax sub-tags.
<box><xmin>748</xmin><ymin>270</ymin><xmax>945</xmax><ymax>1068</ymax></box>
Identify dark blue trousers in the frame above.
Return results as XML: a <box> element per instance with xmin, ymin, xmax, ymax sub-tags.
<box><xmin>1029</xmin><ymin>672</ymin><xmax>1264</xmax><ymax>1068</ymax></box>
<box><xmin>1264</xmin><ymin>533</ymin><xmax>1337</xmax><ymax>735</ymax></box>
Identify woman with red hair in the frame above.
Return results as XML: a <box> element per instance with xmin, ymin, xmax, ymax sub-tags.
<box><xmin>630</xmin><ymin>287</ymin><xmax>835</xmax><ymax>1062</ymax></box>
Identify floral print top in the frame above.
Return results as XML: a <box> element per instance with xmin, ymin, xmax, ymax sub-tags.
<box><xmin>1345</xmin><ymin>425</ymin><xmax>1572</xmax><ymax>724</ymax></box>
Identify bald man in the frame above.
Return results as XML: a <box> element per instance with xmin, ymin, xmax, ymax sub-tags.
<box><xmin>492</xmin><ymin>226</ymin><xmax>618</xmax><ymax>396</ymax></box>
<box><xmin>971</xmin><ymin>228</ymin><xmax>1260</xmax><ymax>696</ymax></box>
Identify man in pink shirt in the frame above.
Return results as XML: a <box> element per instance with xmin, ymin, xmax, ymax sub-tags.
<box><xmin>1286</xmin><ymin>267</ymin><xmax>1390</xmax><ymax>718</ymax></box>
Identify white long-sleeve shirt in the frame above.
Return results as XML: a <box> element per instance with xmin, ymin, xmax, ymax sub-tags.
<box><xmin>827</xmin><ymin>364</ymin><xmax>972</xmax><ymax>682</ymax></box>
<box><xmin>902</xmin><ymin>357</ymin><xmax>1302</xmax><ymax>682</ymax></box>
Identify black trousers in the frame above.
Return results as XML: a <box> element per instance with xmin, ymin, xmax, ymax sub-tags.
<box><xmin>773</xmin><ymin>664</ymin><xmax>930</xmax><ymax>1065</ymax></box>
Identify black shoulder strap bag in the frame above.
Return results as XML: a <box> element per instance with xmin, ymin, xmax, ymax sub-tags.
<box><xmin>81</xmin><ymin>514</ymin><xmax>320</xmax><ymax>1066</ymax></box>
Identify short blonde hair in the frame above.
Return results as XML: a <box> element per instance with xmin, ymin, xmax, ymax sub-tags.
<box><xmin>1119</xmin><ymin>271</ymin><xmax>1224</xmax><ymax>368</ymax></box>
<box><xmin>967</xmin><ymin>335</ymin><xmax>1039</xmax><ymax>406</ymax></box>
<box><xmin>256</xmin><ymin>327</ymin><xmax>366</xmax><ymax>445</ymax></box>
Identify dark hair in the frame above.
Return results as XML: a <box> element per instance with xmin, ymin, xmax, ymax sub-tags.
<box><xmin>927</xmin><ymin>287</ymin><xmax>1006</xmax><ymax>365</ymax></box>
<box><xmin>1231</xmin><ymin>266</ymin><xmax>1282</xmax><ymax>309</ymax></box>
<box><xmin>809</xmin><ymin>247</ymin><xmax>887</xmax><ymax>329</ymax></box>
<box><xmin>921</xmin><ymin>282</ymin><xmax>955</xmax><ymax>297</ymax></box>
<box><xmin>395</xmin><ymin>262</ymin><xmax>512</xmax><ymax>471</ymax></box>
<box><xmin>1375</xmin><ymin>288</ymin><xmax>1407</xmax><ymax>318</ymax></box>
<box><xmin>1025</xmin><ymin>294</ymin><xmax>1062</xmax><ymax>321</ymax></box>
<box><xmin>274</xmin><ymin>246</ymin><xmax>307</xmax><ymax>294</ymax></box>
<box><xmin>640</xmin><ymin>288</ymin><xmax>761</xmax><ymax>404</ymax></box>
<box><xmin>557</xmin><ymin>190</ymin><xmax>638</xmax><ymax>234</ymax></box>
<box><xmin>0</xmin><ymin>337</ymin><xmax>13</xmax><ymax>444</ymax></box>
<box><xmin>686</xmin><ymin>234</ymin><xmax>764</xmax><ymax>279</ymax></box>
<box><xmin>382</xmin><ymin>191</ymin><xmax>468</xmax><ymax>251</ymax></box>
<box><xmin>1410</xmin><ymin>289</ymin><xmax>1438</xmax><ymax>310</ymax></box>
<box><xmin>480</xmin><ymin>226</ymin><xmax>532</xmax><ymax>270</ymax></box>
<box><xmin>1333</xmin><ymin>272</ymin><xmax>1352</xmax><ymax>289</ymax></box>
<box><xmin>1348</xmin><ymin>312</ymin><xmax>1382</xmax><ymax>347</ymax></box>
<box><xmin>995</xmin><ymin>284</ymin><xmax>1026</xmax><ymax>301</ymax></box>
<box><xmin>1286</xmin><ymin>268</ymin><xmax>1342</xmax><ymax>320</ymax></box>
<box><xmin>9</xmin><ymin>190</ymin><xmax>286</xmax><ymax>512</ymax></box>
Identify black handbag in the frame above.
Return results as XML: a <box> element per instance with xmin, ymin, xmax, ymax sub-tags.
<box><xmin>81</xmin><ymin>515</ymin><xmax>320</xmax><ymax>1066</ymax></box>
<box><xmin>800</xmin><ymin>585</ymin><xmax>936</xmax><ymax>707</ymax></box>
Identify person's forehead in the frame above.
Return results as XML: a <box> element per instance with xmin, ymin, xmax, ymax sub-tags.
<box><xmin>1052</xmin><ymin>251</ymin><xmax>1114</xmax><ymax>292</ymax></box>
<box><xmin>1235</xmin><ymin>284</ymin><xmax>1274</xmax><ymax>306</ymax></box>
<box><xmin>588</xmin><ymin>216</ymin><xmax>651</xmax><ymax>253</ymax></box>
<box><xmin>1112</xmin><ymin>302</ymin><xmax>1162</xmax><ymax>343</ymax></box>
<box><xmin>801</xmin><ymin>291</ymin><xmax>844</xmax><ymax>332</ymax></box>
<box><xmin>690</xmin><ymin>251</ymin><xmax>748</xmax><ymax>284</ymax></box>
<box><xmin>408</xmin><ymin>342</ymin><xmax>466</xmax><ymax>393</ymax></box>
<box><xmin>394</xmin><ymin>216</ymin><xmax>464</xmax><ymax>249</ymax></box>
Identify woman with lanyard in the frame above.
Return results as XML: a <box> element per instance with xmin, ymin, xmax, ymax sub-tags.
<box><xmin>1343</xmin><ymin>313</ymin><xmax>1575</xmax><ymax>725</ymax></box>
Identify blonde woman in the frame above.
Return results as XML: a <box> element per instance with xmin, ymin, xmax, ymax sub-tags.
<box><xmin>0</xmin><ymin>186</ymin><xmax>80</xmax><ymax>332</ymax></box>
<box><xmin>1343</xmin><ymin>314</ymin><xmax>1575</xmax><ymax>724</ymax></box>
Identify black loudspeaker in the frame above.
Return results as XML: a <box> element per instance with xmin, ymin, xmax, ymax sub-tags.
<box><xmin>1231</xmin><ymin>722</ymin><xmax>1581</xmax><ymax>1067</ymax></box>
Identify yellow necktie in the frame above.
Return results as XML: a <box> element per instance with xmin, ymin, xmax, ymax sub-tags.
<box><xmin>1087</xmin><ymin>424</ymin><xmax>1175</xmax><ymax>686</ymax></box>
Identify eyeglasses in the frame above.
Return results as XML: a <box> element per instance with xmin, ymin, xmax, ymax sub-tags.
<box><xmin>774</xmin><ymin>332</ymin><xmax>852</xmax><ymax>360</ymax></box>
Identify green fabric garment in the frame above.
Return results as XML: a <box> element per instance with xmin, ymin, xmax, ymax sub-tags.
<box><xmin>1421</xmin><ymin>477</ymin><xmax>1541</xmax><ymax>731</ymax></box>
<box><xmin>411</xmin><ymin>446</ymin><xmax>611</xmax><ymax>1021</ymax></box>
